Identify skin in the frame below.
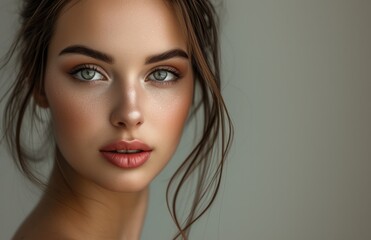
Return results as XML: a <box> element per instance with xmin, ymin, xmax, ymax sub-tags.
<box><xmin>13</xmin><ymin>0</ymin><xmax>193</xmax><ymax>239</ymax></box>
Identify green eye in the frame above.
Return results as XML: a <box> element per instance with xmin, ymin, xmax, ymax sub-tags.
<box><xmin>81</xmin><ymin>69</ymin><xmax>97</xmax><ymax>80</ymax></box>
<box><xmin>70</xmin><ymin>65</ymin><xmax>106</xmax><ymax>81</ymax></box>
<box><xmin>153</xmin><ymin>70</ymin><xmax>168</xmax><ymax>81</ymax></box>
<box><xmin>147</xmin><ymin>68</ymin><xmax>179</xmax><ymax>82</ymax></box>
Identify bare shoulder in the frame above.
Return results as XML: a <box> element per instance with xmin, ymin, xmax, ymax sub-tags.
<box><xmin>12</xmin><ymin>209</ymin><xmax>77</xmax><ymax>240</ymax></box>
<box><xmin>13</xmin><ymin>229</ymin><xmax>77</xmax><ymax>240</ymax></box>
<box><xmin>12</xmin><ymin>223</ymin><xmax>77</xmax><ymax>240</ymax></box>
<box><xmin>13</xmin><ymin>233</ymin><xmax>77</xmax><ymax>240</ymax></box>
<box><xmin>13</xmin><ymin>226</ymin><xmax>78</xmax><ymax>240</ymax></box>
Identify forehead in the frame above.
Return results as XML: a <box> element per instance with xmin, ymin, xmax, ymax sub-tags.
<box><xmin>49</xmin><ymin>0</ymin><xmax>187</xmax><ymax>59</ymax></box>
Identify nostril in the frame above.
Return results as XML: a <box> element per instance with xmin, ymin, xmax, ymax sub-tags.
<box><xmin>117</xmin><ymin>121</ymin><xmax>125</xmax><ymax>127</ymax></box>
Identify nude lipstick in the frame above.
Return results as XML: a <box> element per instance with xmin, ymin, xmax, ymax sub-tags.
<box><xmin>100</xmin><ymin>140</ymin><xmax>152</xmax><ymax>169</ymax></box>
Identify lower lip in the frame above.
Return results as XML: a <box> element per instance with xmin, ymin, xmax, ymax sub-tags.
<box><xmin>101</xmin><ymin>151</ymin><xmax>151</xmax><ymax>169</ymax></box>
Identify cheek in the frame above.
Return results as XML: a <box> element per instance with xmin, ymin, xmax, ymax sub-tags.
<box><xmin>147</xmin><ymin>83</ymin><xmax>194</xmax><ymax>141</ymax></box>
<box><xmin>157</xmin><ymin>97</ymin><xmax>190</xmax><ymax>133</ymax></box>
<box><xmin>44</xmin><ymin>76</ymin><xmax>102</xmax><ymax>151</ymax></box>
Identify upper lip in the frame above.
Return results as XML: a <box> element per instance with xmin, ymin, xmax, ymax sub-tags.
<box><xmin>100</xmin><ymin>139</ymin><xmax>152</xmax><ymax>152</ymax></box>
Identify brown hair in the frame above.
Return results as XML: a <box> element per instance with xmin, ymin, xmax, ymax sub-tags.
<box><xmin>1</xmin><ymin>0</ymin><xmax>233</xmax><ymax>239</ymax></box>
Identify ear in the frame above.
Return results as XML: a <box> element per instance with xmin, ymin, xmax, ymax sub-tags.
<box><xmin>33</xmin><ymin>88</ymin><xmax>49</xmax><ymax>108</ymax></box>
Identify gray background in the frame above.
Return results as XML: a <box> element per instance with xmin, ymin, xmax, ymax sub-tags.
<box><xmin>1</xmin><ymin>0</ymin><xmax>370</xmax><ymax>239</ymax></box>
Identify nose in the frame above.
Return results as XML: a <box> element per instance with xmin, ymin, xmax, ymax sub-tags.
<box><xmin>110</xmin><ymin>84</ymin><xmax>144</xmax><ymax>129</ymax></box>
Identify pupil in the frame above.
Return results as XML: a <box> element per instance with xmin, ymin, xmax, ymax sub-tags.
<box><xmin>82</xmin><ymin>69</ymin><xmax>95</xmax><ymax>80</ymax></box>
<box><xmin>154</xmin><ymin>70</ymin><xmax>167</xmax><ymax>81</ymax></box>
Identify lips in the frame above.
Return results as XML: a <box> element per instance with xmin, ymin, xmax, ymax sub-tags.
<box><xmin>100</xmin><ymin>140</ymin><xmax>152</xmax><ymax>152</ymax></box>
<box><xmin>100</xmin><ymin>140</ymin><xmax>152</xmax><ymax>169</ymax></box>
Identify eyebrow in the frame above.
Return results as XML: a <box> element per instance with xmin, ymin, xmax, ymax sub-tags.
<box><xmin>145</xmin><ymin>49</ymin><xmax>189</xmax><ymax>64</ymax></box>
<box><xmin>59</xmin><ymin>45</ymin><xmax>114</xmax><ymax>63</ymax></box>
<box><xmin>59</xmin><ymin>45</ymin><xmax>188</xmax><ymax>64</ymax></box>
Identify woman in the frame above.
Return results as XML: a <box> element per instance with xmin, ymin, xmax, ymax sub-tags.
<box><xmin>1</xmin><ymin>0</ymin><xmax>233</xmax><ymax>239</ymax></box>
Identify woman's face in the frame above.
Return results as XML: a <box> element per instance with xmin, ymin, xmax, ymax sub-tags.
<box><xmin>43</xmin><ymin>0</ymin><xmax>193</xmax><ymax>192</ymax></box>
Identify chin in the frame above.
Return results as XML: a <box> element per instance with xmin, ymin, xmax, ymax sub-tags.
<box><xmin>94</xmin><ymin>171</ymin><xmax>154</xmax><ymax>194</ymax></box>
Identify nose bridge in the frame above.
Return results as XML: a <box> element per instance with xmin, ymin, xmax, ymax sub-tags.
<box><xmin>125</xmin><ymin>84</ymin><xmax>137</xmax><ymax>107</ymax></box>
<box><xmin>110</xmin><ymin>78</ymin><xmax>143</xmax><ymax>128</ymax></box>
<box><xmin>125</xmin><ymin>86</ymin><xmax>141</xmax><ymax>119</ymax></box>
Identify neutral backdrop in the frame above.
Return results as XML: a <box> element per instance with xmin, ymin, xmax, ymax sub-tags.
<box><xmin>1</xmin><ymin>0</ymin><xmax>370</xmax><ymax>239</ymax></box>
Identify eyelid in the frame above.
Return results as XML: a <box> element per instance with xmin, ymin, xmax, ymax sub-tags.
<box><xmin>69</xmin><ymin>64</ymin><xmax>108</xmax><ymax>80</ymax></box>
<box><xmin>145</xmin><ymin>66</ymin><xmax>182</xmax><ymax>84</ymax></box>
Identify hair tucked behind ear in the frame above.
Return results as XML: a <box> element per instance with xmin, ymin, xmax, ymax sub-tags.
<box><xmin>167</xmin><ymin>1</ymin><xmax>233</xmax><ymax>239</ymax></box>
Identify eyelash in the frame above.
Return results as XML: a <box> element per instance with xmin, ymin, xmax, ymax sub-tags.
<box><xmin>69</xmin><ymin>64</ymin><xmax>106</xmax><ymax>83</ymax></box>
<box><xmin>145</xmin><ymin>66</ymin><xmax>181</xmax><ymax>86</ymax></box>
<box><xmin>68</xmin><ymin>64</ymin><xmax>182</xmax><ymax>85</ymax></box>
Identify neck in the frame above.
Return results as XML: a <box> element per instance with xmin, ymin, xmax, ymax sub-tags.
<box><xmin>40</xmin><ymin>163</ymin><xmax>149</xmax><ymax>240</ymax></box>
